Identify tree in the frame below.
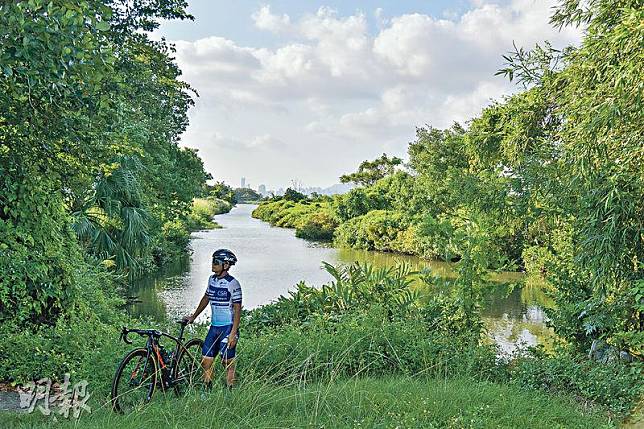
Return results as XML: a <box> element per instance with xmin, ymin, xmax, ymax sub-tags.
<box><xmin>0</xmin><ymin>0</ymin><xmax>207</xmax><ymax>323</ymax></box>
<box><xmin>498</xmin><ymin>0</ymin><xmax>644</xmax><ymax>353</ymax></box>
<box><xmin>283</xmin><ymin>188</ymin><xmax>307</xmax><ymax>202</ymax></box>
<box><xmin>340</xmin><ymin>153</ymin><xmax>403</xmax><ymax>187</ymax></box>
<box><xmin>234</xmin><ymin>188</ymin><xmax>262</xmax><ymax>203</ymax></box>
<box><xmin>209</xmin><ymin>181</ymin><xmax>237</xmax><ymax>204</ymax></box>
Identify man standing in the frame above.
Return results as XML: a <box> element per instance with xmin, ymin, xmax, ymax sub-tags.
<box><xmin>183</xmin><ymin>248</ymin><xmax>242</xmax><ymax>388</ymax></box>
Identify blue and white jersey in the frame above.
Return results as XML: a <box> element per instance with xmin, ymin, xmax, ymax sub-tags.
<box><xmin>205</xmin><ymin>274</ymin><xmax>242</xmax><ymax>326</ymax></box>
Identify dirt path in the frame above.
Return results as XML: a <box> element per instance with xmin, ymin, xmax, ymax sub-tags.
<box><xmin>0</xmin><ymin>390</ymin><xmax>23</xmax><ymax>412</ymax></box>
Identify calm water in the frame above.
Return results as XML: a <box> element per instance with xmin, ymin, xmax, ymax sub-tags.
<box><xmin>127</xmin><ymin>204</ymin><xmax>555</xmax><ymax>354</ymax></box>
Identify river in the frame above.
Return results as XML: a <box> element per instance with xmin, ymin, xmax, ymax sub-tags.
<box><xmin>127</xmin><ymin>204</ymin><xmax>555</xmax><ymax>354</ymax></box>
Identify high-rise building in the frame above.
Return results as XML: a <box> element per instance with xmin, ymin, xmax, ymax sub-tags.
<box><xmin>258</xmin><ymin>184</ymin><xmax>266</xmax><ymax>195</ymax></box>
<box><xmin>241</xmin><ymin>177</ymin><xmax>246</xmax><ymax>188</ymax></box>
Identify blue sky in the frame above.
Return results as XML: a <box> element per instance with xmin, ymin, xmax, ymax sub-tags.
<box><xmin>155</xmin><ymin>1</ymin><xmax>580</xmax><ymax>191</ymax></box>
<box><xmin>160</xmin><ymin>0</ymin><xmax>476</xmax><ymax>43</ymax></box>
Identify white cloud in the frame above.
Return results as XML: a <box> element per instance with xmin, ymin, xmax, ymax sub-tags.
<box><xmin>374</xmin><ymin>7</ymin><xmax>387</xmax><ymax>28</ymax></box>
<box><xmin>249</xmin><ymin>134</ymin><xmax>284</xmax><ymax>148</ymax></box>
<box><xmin>252</xmin><ymin>5</ymin><xmax>291</xmax><ymax>33</ymax></box>
<box><xmin>167</xmin><ymin>0</ymin><xmax>582</xmax><ymax>188</ymax></box>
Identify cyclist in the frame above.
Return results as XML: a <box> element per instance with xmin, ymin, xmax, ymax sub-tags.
<box><xmin>183</xmin><ymin>248</ymin><xmax>242</xmax><ymax>389</ymax></box>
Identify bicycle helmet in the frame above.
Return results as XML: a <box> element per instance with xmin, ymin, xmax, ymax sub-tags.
<box><xmin>212</xmin><ymin>248</ymin><xmax>237</xmax><ymax>265</ymax></box>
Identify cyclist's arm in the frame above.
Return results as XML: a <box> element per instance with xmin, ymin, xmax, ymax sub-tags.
<box><xmin>186</xmin><ymin>294</ymin><xmax>209</xmax><ymax>323</ymax></box>
<box><xmin>230</xmin><ymin>303</ymin><xmax>241</xmax><ymax>337</ymax></box>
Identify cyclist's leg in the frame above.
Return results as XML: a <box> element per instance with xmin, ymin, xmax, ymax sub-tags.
<box><xmin>201</xmin><ymin>356</ymin><xmax>215</xmax><ymax>384</ymax></box>
<box><xmin>222</xmin><ymin>357</ymin><xmax>235</xmax><ymax>387</ymax></box>
<box><xmin>201</xmin><ymin>326</ymin><xmax>223</xmax><ymax>385</ymax></box>
<box><xmin>220</xmin><ymin>327</ymin><xmax>238</xmax><ymax>387</ymax></box>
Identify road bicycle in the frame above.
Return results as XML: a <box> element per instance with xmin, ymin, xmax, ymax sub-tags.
<box><xmin>110</xmin><ymin>320</ymin><xmax>203</xmax><ymax>413</ymax></box>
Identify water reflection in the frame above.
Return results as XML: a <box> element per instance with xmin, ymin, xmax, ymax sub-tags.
<box><xmin>127</xmin><ymin>204</ymin><xmax>556</xmax><ymax>352</ymax></box>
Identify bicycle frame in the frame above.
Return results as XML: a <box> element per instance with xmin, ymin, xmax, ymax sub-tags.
<box><xmin>120</xmin><ymin>322</ymin><xmax>193</xmax><ymax>390</ymax></box>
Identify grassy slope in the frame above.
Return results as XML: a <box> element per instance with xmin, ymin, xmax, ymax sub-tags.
<box><xmin>0</xmin><ymin>377</ymin><xmax>614</xmax><ymax>429</ymax></box>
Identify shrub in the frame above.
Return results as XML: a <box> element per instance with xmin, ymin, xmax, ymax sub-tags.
<box><xmin>253</xmin><ymin>199</ymin><xmax>338</xmax><ymax>242</ymax></box>
<box><xmin>333</xmin><ymin>187</ymin><xmax>389</xmax><ymax>221</ymax></box>
<box><xmin>509</xmin><ymin>348</ymin><xmax>644</xmax><ymax>418</ymax></box>
<box><xmin>0</xmin><ymin>264</ymin><xmax>130</xmax><ymax>393</ymax></box>
<box><xmin>334</xmin><ymin>210</ymin><xmax>414</xmax><ymax>252</ymax></box>
<box><xmin>295</xmin><ymin>210</ymin><xmax>338</xmax><ymax>241</ymax></box>
<box><xmin>185</xmin><ymin>198</ymin><xmax>227</xmax><ymax>230</ymax></box>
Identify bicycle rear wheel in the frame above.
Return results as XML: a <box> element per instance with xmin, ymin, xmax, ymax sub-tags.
<box><xmin>173</xmin><ymin>338</ymin><xmax>204</xmax><ymax>396</ymax></box>
<box><xmin>111</xmin><ymin>348</ymin><xmax>158</xmax><ymax>413</ymax></box>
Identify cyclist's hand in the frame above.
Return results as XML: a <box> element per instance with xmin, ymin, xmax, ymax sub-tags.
<box><xmin>227</xmin><ymin>335</ymin><xmax>237</xmax><ymax>349</ymax></box>
<box><xmin>183</xmin><ymin>314</ymin><xmax>195</xmax><ymax>324</ymax></box>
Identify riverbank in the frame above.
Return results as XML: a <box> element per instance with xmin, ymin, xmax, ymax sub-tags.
<box><xmin>2</xmin><ymin>261</ymin><xmax>642</xmax><ymax>425</ymax></box>
<box><xmin>124</xmin><ymin>204</ymin><xmax>554</xmax><ymax>355</ymax></box>
<box><xmin>185</xmin><ymin>197</ymin><xmax>232</xmax><ymax>231</ymax></box>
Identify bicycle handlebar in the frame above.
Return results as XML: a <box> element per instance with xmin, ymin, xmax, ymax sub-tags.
<box><xmin>120</xmin><ymin>327</ymin><xmax>133</xmax><ymax>345</ymax></box>
<box><xmin>120</xmin><ymin>320</ymin><xmax>188</xmax><ymax>345</ymax></box>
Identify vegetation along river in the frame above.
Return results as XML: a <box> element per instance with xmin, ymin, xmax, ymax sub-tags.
<box><xmin>128</xmin><ymin>204</ymin><xmax>556</xmax><ymax>354</ymax></box>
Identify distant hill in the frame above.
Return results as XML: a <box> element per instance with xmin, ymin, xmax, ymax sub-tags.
<box><xmin>300</xmin><ymin>183</ymin><xmax>354</xmax><ymax>196</ymax></box>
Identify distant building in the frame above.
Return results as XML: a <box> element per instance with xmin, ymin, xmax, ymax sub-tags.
<box><xmin>241</xmin><ymin>177</ymin><xmax>246</xmax><ymax>188</ymax></box>
<box><xmin>258</xmin><ymin>184</ymin><xmax>266</xmax><ymax>195</ymax></box>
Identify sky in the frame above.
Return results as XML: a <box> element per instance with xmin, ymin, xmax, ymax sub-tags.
<box><xmin>154</xmin><ymin>0</ymin><xmax>582</xmax><ymax>191</ymax></box>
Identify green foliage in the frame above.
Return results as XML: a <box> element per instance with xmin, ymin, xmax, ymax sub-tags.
<box><xmin>252</xmin><ymin>198</ymin><xmax>338</xmax><ymax>241</ymax></box>
<box><xmin>242</xmin><ymin>261</ymin><xmax>641</xmax><ymax>418</ymax></box>
<box><xmin>333</xmin><ymin>185</ymin><xmax>390</xmax><ymax>222</ymax></box>
<box><xmin>294</xmin><ymin>209</ymin><xmax>337</xmax><ymax>241</ymax></box>
<box><xmin>208</xmin><ymin>181</ymin><xmax>236</xmax><ymax>204</ymax></box>
<box><xmin>185</xmin><ymin>198</ymin><xmax>229</xmax><ymax>231</ymax></box>
<box><xmin>0</xmin><ymin>179</ymin><xmax>80</xmax><ymax>324</ymax></box>
<box><xmin>245</xmin><ymin>262</ymin><xmax>424</xmax><ymax>334</ymax></box>
<box><xmin>0</xmin><ymin>263</ymin><xmax>129</xmax><ymax>387</ymax></box>
<box><xmin>71</xmin><ymin>156</ymin><xmax>150</xmax><ymax>274</ymax></box>
<box><xmin>334</xmin><ymin>210</ymin><xmax>416</xmax><ymax>253</ymax></box>
<box><xmin>234</xmin><ymin>187</ymin><xmax>262</xmax><ymax>203</ymax></box>
<box><xmin>282</xmin><ymin>187</ymin><xmax>307</xmax><ymax>202</ymax></box>
<box><xmin>340</xmin><ymin>153</ymin><xmax>403</xmax><ymax>186</ymax></box>
<box><xmin>242</xmin><ymin>308</ymin><xmax>501</xmax><ymax>384</ymax></box>
<box><xmin>510</xmin><ymin>349</ymin><xmax>644</xmax><ymax>418</ymax></box>
<box><xmin>494</xmin><ymin>0</ymin><xmax>644</xmax><ymax>352</ymax></box>
<box><xmin>0</xmin><ymin>0</ymin><xmax>209</xmax><ymax>326</ymax></box>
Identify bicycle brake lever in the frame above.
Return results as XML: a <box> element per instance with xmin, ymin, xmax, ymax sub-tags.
<box><xmin>120</xmin><ymin>327</ymin><xmax>132</xmax><ymax>344</ymax></box>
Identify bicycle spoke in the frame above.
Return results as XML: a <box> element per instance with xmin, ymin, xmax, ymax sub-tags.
<box><xmin>173</xmin><ymin>340</ymin><xmax>204</xmax><ymax>395</ymax></box>
<box><xmin>112</xmin><ymin>350</ymin><xmax>157</xmax><ymax>413</ymax></box>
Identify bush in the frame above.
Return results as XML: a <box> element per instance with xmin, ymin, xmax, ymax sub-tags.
<box><xmin>334</xmin><ymin>210</ymin><xmax>419</xmax><ymax>253</ymax></box>
<box><xmin>333</xmin><ymin>187</ymin><xmax>389</xmax><ymax>221</ymax></box>
<box><xmin>210</xmin><ymin>198</ymin><xmax>232</xmax><ymax>215</ymax></box>
<box><xmin>0</xmin><ymin>264</ymin><xmax>130</xmax><ymax>394</ymax></box>
<box><xmin>509</xmin><ymin>348</ymin><xmax>644</xmax><ymax>418</ymax></box>
<box><xmin>185</xmin><ymin>198</ymin><xmax>227</xmax><ymax>230</ymax></box>
<box><xmin>295</xmin><ymin>210</ymin><xmax>338</xmax><ymax>241</ymax></box>
<box><xmin>253</xmin><ymin>199</ymin><xmax>338</xmax><ymax>242</ymax></box>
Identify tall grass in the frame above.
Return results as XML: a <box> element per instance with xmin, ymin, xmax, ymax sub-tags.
<box><xmin>185</xmin><ymin>198</ymin><xmax>231</xmax><ymax>230</ymax></box>
<box><xmin>1</xmin><ymin>376</ymin><xmax>614</xmax><ymax>428</ymax></box>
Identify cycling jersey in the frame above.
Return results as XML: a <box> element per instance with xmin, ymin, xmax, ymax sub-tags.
<box><xmin>205</xmin><ymin>274</ymin><xmax>242</xmax><ymax>326</ymax></box>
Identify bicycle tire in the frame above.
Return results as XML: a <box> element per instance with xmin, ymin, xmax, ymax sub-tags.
<box><xmin>111</xmin><ymin>347</ymin><xmax>158</xmax><ymax>413</ymax></box>
<box><xmin>173</xmin><ymin>338</ymin><xmax>204</xmax><ymax>396</ymax></box>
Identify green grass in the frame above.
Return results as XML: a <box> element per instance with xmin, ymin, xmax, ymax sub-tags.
<box><xmin>186</xmin><ymin>197</ymin><xmax>231</xmax><ymax>230</ymax></box>
<box><xmin>0</xmin><ymin>376</ymin><xmax>614</xmax><ymax>428</ymax></box>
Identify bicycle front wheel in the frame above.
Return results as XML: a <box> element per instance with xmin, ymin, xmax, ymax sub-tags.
<box><xmin>111</xmin><ymin>348</ymin><xmax>158</xmax><ymax>413</ymax></box>
<box><xmin>173</xmin><ymin>338</ymin><xmax>204</xmax><ymax>396</ymax></box>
